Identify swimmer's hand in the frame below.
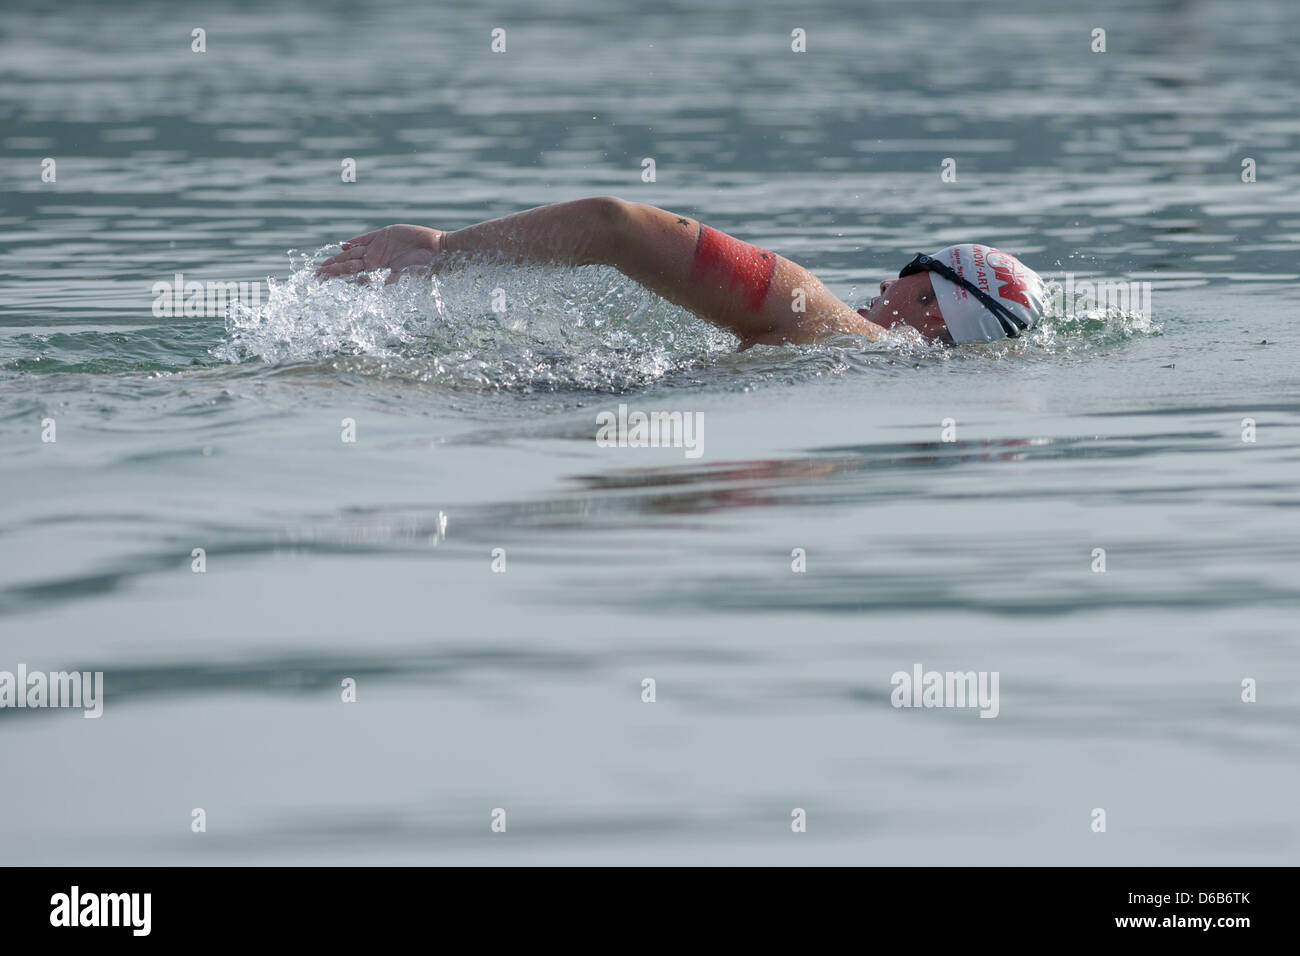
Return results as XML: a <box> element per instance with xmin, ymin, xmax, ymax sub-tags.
<box><xmin>314</xmin><ymin>224</ymin><xmax>443</xmax><ymax>284</ymax></box>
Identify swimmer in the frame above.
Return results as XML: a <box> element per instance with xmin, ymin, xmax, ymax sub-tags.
<box><xmin>315</xmin><ymin>197</ymin><xmax>1046</xmax><ymax>350</ymax></box>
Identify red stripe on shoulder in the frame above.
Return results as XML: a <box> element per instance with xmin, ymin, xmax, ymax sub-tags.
<box><xmin>691</xmin><ymin>225</ymin><xmax>777</xmax><ymax>312</ymax></box>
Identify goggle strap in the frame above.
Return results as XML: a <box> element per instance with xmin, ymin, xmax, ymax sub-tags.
<box><xmin>902</xmin><ymin>254</ymin><xmax>1028</xmax><ymax>338</ymax></box>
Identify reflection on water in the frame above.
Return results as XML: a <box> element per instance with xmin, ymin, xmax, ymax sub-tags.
<box><xmin>5</xmin><ymin>421</ymin><xmax>1297</xmax><ymax>620</ymax></box>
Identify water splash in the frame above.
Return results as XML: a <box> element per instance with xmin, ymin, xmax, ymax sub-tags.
<box><xmin>212</xmin><ymin>248</ymin><xmax>739</xmax><ymax>391</ymax></box>
<box><xmin>1020</xmin><ymin>278</ymin><xmax>1162</xmax><ymax>353</ymax></box>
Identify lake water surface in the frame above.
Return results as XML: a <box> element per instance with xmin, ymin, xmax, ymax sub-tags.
<box><xmin>1</xmin><ymin>0</ymin><xmax>1298</xmax><ymax>864</ymax></box>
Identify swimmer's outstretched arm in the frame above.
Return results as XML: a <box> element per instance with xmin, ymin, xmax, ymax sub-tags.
<box><xmin>315</xmin><ymin>197</ymin><xmax>883</xmax><ymax>348</ymax></box>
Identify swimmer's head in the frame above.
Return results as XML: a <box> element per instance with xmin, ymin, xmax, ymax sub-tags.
<box><xmin>858</xmin><ymin>244</ymin><xmax>1047</xmax><ymax>344</ymax></box>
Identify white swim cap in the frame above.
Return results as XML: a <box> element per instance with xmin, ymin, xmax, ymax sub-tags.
<box><xmin>923</xmin><ymin>244</ymin><xmax>1047</xmax><ymax>344</ymax></box>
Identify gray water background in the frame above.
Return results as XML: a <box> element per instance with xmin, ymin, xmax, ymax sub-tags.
<box><xmin>0</xmin><ymin>0</ymin><xmax>1297</xmax><ymax>864</ymax></box>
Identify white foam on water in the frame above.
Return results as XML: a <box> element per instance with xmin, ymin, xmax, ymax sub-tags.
<box><xmin>213</xmin><ymin>248</ymin><xmax>746</xmax><ymax>391</ymax></box>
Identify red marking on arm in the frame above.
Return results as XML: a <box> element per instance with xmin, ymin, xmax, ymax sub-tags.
<box><xmin>690</xmin><ymin>225</ymin><xmax>777</xmax><ymax>312</ymax></box>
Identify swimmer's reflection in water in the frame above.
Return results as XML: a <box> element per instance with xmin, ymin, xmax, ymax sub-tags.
<box><xmin>567</xmin><ymin>438</ymin><xmax>1037</xmax><ymax>516</ymax></box>
<box><xmin>316</xmin><ymin>198</ymin><xmax>1047</xmax><ymax>350</ymax></box>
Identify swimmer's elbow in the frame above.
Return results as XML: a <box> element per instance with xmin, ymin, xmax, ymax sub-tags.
<box><xmin>574</xmin><ymin>196</ymin><xmax>629</xmax><ymax>265</ymax></box>
<box><xmin>585</xmin><ymin>195</ymin><xmax>629</xmax><ymax>221</ymax></box>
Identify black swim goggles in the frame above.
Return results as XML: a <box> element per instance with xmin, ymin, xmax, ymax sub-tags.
<box><xmin>899</xmin><ymin>253</ymin><xmax>1028</xmax><ymax>338</ymax></box>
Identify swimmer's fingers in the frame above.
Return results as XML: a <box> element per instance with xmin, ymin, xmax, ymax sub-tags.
<box><xmin>341</xmin><ymin>229</ymin><xmax>380</xmax><ymax>249</ymax></box>
<box><xmin>314</xmin><ymin>225</ymin><xmax>437</xmax><ymax>281</ymax></box>
<box><xmin>315</xmin><ymin>247</ymin><xmax>367</xmax><ymax>275</ymax></box>
<box><xmin>332</xmin><ymin>245</ymin><xmax>368</xmax><ymax>262</ymax></box>
<box><xmin>315</xmin><ymin>232</ymin><xmax>381</xmax><ymax>277</ymax></box>
<box><xmin>315</xmin><ymin>258</ymin><xmax>369</xmax><ymax>278</ymax></box>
